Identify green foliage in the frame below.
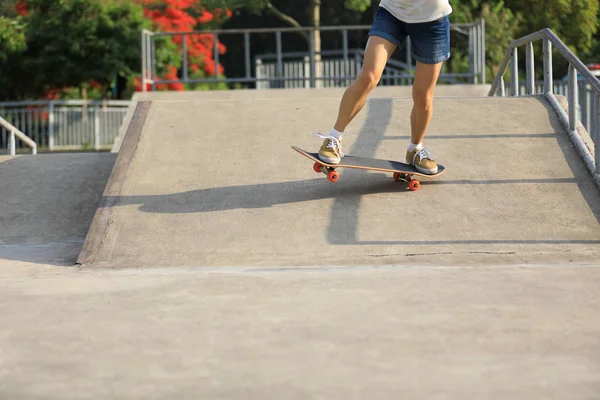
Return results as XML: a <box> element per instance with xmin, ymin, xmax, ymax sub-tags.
<box><xmin>504</xmin><ymin>0</ymin><xmax>598</xmax><ymax>54</ymax></box>
<box><xmin>0</xmin><ymin>0</ymin><xmax>150</xmax><ymax>100</ymax></box>
<box><xmin>448</xmin><ymin>0</ymin><xmax>520</xmax><ymax>80</ymax></box>
<box><xmin>0</xmin><ymin>17</ymin><xmax>26</xmax><ymax>59</ymax></box>
<box><xmin>344</xmin><ymin>0</ymin><xmax>372</xmax><ymax>13</ymax></box>
<box><xmin>25</xmin><ymin>0</ymin><xmax>147</xmax><ymax>90</ymax></box>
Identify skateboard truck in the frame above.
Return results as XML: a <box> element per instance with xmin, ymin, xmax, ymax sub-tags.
<box><xmin>313</xmin><ymin>162</ymin><xmax>421</xmax><ymax>191</ymax></box>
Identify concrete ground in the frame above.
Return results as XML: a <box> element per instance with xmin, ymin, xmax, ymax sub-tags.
<box><xmin>1</xmin><ymin>87</ymin><xmax>599</xmax><ymax>399</ymax></box>
<box><xmin>1</xmin><ymin>263</ymin><xmax>599</xmax><ymax>400</ymax></box>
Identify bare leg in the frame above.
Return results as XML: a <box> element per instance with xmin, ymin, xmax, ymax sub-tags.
<box><xmin>333</xmin><ymin>36</ymin><xmax>397</xmax><ymax>132</ymax></box>
<box><xmin>410</xmin><ymin>61</ymin><xmax>443</xmax><ymax>145</ymax></box>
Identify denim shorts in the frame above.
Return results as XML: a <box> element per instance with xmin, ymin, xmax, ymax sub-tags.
<box><xmin>368</xmin><ymin>7</ymin><xmax>450</xmax><ymax>64</ymax></box>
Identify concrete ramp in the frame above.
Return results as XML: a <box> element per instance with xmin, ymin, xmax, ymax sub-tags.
<box><xmin>78</xmin><ymin>95</ymin><xmax>600</xmax><ymax>268</ymax></box>
<box><xmin>0</xmin><ymin>153</ymin><xmax>115</xmax><ymax>265</ymax></box>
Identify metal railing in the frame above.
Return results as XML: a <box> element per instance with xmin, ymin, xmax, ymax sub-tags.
<box><xmin>503</xmin><ymin>81</ymin><xmax>597</xmax><ymax>134</ymax></box>
<box><xmin>141</xmin><ymin>20</ymin><xmax>486</xmax><ymax>90</ymax></box>
<box><xmin>0</xmin><ymin>100</ymin><xmax>129</xmax><ymax>151</ymax></box>
<box><xmin>254</xmin><ymin>45</ymin><xmax>477</xmax><ymax>89</ymax></box>
<box><xmin>0</xmin><ymin>115</ymin><xmax>37</xmax><ymax>155</ymax></box>
<box><xmin>489</xmin><ymin>28</ymin><xmax>600</xmax><ymax>187</ymax></box>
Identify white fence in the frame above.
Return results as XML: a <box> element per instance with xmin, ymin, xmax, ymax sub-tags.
<box><xmin>504</xmin><ymin>81</ymin><xmax>596</xmax><ymax>134</ymax></box>
<box><xmin>0</xmin><ymin>100</ymin><xmax>130</xmax><ymax>151</ymax></box>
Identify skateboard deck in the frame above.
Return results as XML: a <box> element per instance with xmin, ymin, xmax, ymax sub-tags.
<box><xmin>292</xmin><ymin>145</ymin><xmax>445</xmax><ymax>191</ymax></box>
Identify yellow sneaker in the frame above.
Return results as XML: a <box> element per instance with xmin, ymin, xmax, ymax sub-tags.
<box><xmin>406</xmin><ymin>147</ymin><xmax>438</xmax><ymax>174</ymax></box>
<box><xmin>317</xmin><ymin>135</ymin><xmax>344</xmax><ymax>164</ymax></box>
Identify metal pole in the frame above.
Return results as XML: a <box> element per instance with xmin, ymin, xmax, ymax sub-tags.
<box><xmin>150</xmin><ymin>35</ymin><xmax>156</xmax><ymax>91</ymax></box>
<box><xmin>182</xmin><ymin>34</ymin><xmax>188</xmax><ymax>81</ymax></box>
<box><xmin>596</xmin><ymin>93</ymin><xmax>600</xmax><ymax>175</ymax></box>
<box><xmin>568</xmin><ymin>64</ymin><xmax>578</xmax><ymax>132</ymax></box>
<box><xmin>214</xmin><ymin>33</ymin><xmax>220</xmax><ymax>78</ymax></box>
<box><xmin>48</xmin><ymin>102</ymin><xmax>54</xmax><ymax>151</ymax></box>
<box><xmin>581</xmin><ymin>81</ymin><xmax>589</xmax><ymax>131</ymax></box>
<box><xmin>276</xmin><ymin>31</ymin><xmax>283</xmax><ymax>88</ymax></box>
<box><xmin>8</xmin><ymin>131</ymin><xmax>15</xmax><ymax>156</ymax></box>
<box><xmin>474</xmin><ymin>24</ymin><xmax>480</xmax><ymax>84</ymax></box>
<box><xmin>468</xmin><ymin>27</ymin><xmax>474</xmax><ymax>83</ymax></box>
<box><xmin>93</xmin><ymin>103</ymin><xmax>100</xmax><ymax>151</ymax></box>
<box><xmin>407</xmin><ymin>38</ymin><xmax>413</xmax><ymax>84</ymax></box>
<box><xmin>244</xmin><ymin>32</ymin><xmax>251</xmax><ymax>79</ymax></box>
<box><xmin>141</xmin><ymin>31</ymin><xmax>147</xmax><ymax>92</ymax></box>
<box><xmin>543</xmin><ymin>38</ymin><xmax>553</xmax><ymax>94</ymax></box>
<box><xmin>480</xmin><ymin>19</ymin><xmax>486</xmax><ymax>84</ymax></box>
<box><xmin>499</xmin><ymin>76</ymin><xmax>505</xmax><ymax>97</ymax></box>
<box><xmin>343</xmin><ymin>30</ymin><xmax>349</xmax><ymax>86</ymax></box>
<box><xmin>526</xmin><ymin>42</ymin><xmax>534</xmax><ymax>94</ymax></box>
<box><xmin>309</xmin><ymin>32</ymin><xmax>316</xmax><ymax>88</ymax></box>
<box><xmin>511</xmin><ymin>49</ymin><xmax>519</xmax><ymax>96</ymax></box>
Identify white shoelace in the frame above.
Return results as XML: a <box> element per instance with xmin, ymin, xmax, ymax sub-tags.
<box><xmin>414</xmin><ymin>147</ymin><xmax>435</xmax><ymax>163</ymax></box>
<box><xmin>316</xmin><ymin>133</ymin><xmax>344</xmax><ymax>158</ymax></box>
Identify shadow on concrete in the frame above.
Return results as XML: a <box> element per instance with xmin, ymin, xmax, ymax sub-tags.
<box><xmin>101</xmin><ymin>174</ymin><xmax>600</xmax><ymax>246</ymax></box>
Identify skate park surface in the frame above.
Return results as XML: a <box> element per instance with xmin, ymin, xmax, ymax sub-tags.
<box><xmin>1</xmin><ymin>85</ymin><xmax>599</xmax><ymax>399</ymax></box>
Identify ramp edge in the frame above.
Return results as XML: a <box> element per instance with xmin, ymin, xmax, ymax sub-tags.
<box><xmin>76</xmin><ymin>101</ymin><xmax>152</xmax><ymax>265</ymax></box>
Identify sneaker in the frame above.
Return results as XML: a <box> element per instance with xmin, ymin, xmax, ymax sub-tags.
<box><xmin>317</xmin><ymin>134</ymin><xmax>344</xmax><ymax>164</ymax></box>
<box><xmin>406</xmin><ymin>147</ymin><xmax>438</xmax><ymax>174</ymax></box>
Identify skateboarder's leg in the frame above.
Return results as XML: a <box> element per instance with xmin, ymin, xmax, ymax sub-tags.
<box><xmin>410</xmin><ymin>61</ymin><xmax>443</xmax><ymax>145</ymax></box>
<box><xmin>404</xmin><ymin>15</ymin><xmax>450</xmax><ymax>174</ymax></box>
<box><xmin>333</xmin><ymin>36</ymin><xmax>397</xmax><ymax>133</ymax></box>
<box><xmin>318</xmin><ymin>8</ymin><xmax>404</xmax><ymax>164</ymax></box>
<box><xmin>318</xmin><ymin>36</ymin><xmax>397</xmax><ymax>164</ymax></box>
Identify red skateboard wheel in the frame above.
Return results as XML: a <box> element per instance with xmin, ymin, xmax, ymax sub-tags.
<box><xmin>327</xmin><ymin>170</ymin><xmax>339</xmax><ymax>183</ymax></box>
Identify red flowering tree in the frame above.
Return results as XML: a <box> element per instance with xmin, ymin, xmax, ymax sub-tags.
<box><xmin>136</xmin><ymin>0</ymin><xmax>232</xmax><ymax>91</ymax></box>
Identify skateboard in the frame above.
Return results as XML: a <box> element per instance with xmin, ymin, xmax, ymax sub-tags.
<box><xmin>292</xmin><ymin>145</ymin><xmax>445</xmax><ymax>191</ymax></box>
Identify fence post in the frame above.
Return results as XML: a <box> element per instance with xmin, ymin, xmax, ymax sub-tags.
<box><xmin>276</xmin><ymin>31</ymin><xmax>283</xmax><ymax>89</ymax></box>
<box><xmin>342</xmin><ymin>30</ymin><xmax>349</xmax><ymax>86</ymax></box>
<box><xmin>480</xmin><ymin>19</ymin><xmax>486</xmax><ymax>84</ymax></box>
<box><xmin>525</xmin><ymin>43</ymin><xmax>534</xmax><ymax>94</ymax></box>
<box><xmin>94</xmin><ymin>103</ymin><xmax>100</xmax><ymax>151</ymax></box>
<box><xmin>568</xmin><ymin>64</ymin><xmax>578</xmax><ymax>132</ymax></box>
<box><xmin>511</xmin><ymin>49</ymin><xmax>519</xmax><ymax>96</ymax></box>
<box><xmin>141</xmin><ymin>31</ymin><xmax>147</xmax><ymax>92</ymax></box>
<box><xmin>244</xmin><ymin>32</ymin><xmax>251</xmax><ymax>80</ymax></box>
<box><xmin>182</xmin><ymin>33</ymin><xmax>188</xmax><ymax>81</ymax></box>
<box><xmin>48</xmin><ymin>101</ymin><xmax>55</xmax><ymax>151</ymax></box>
<box><xmin>543</xmin><ymin>38</ymin><xmax>553</xmax><ymax>94</ymax></box>
<box><xmin>150</xmin><ymin>36</ymin><xmax>156</xmax><ymax>91</ymax></box>
<box><xmin>309</xmin><ymin>31</ymin><xmax>316</xmax><ymax>89</ymax></box>
<box><xmin>468</xmin><ymin>26</ymin><xmax>474</xmax><ymax>83</ymax></box>
<box><xmin>213</xmin><ymin>33</ymin><xmax>220</xmax><ymax>79</ymax></box>
<box><xmin>596</xmin><ymin>93</ymin><xmax>600</xmax><ymax>175</ymax></box>
<box><xmin>8</xmin><ymin>131</ymin><xmax>15</xmax><ymax>156</ymax></box>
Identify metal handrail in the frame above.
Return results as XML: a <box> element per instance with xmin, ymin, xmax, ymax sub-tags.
<box><xmin>0</xmin><ymin>115</ymin><xmax>37</xmax><ymax>155</ymax></box>
<box><xmin>489</xmin><ymin>28</ymin><xmax>599</xmax><ymax>187</ymax></box>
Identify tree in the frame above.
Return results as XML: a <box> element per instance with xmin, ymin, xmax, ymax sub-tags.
<box><xmin>0</xmin><ymin>17</ymin><xmax>26</xmax><ymax>59</ymax></box>
<box><xmin>504</xmin><ymin>0</ymin><xmax>598</xmax><ymax>54</ymax></box>
<box><xmin>449</xmin><ymin>0</ymin><xmax>520</xmax><ymax>80</ymax></box>
<box><xmin>0</xmin><ymin>0</ymin><xmax>150</xmax><ymax>100</ymax></box>
<box><xmin>205</xmin><ymin>0</ymin><xmax>373</xmax><ymax>86</ymax></box>
<box><xmin>138</xmin><ymin>0</ymin><xmax>232</xmax><ymax>91</ymax></box>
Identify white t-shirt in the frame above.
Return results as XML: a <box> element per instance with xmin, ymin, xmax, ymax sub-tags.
<box><xmin>379</xmin><ymin>0</ymin><xmax>452</xmax><ymax>23</ymax></box>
